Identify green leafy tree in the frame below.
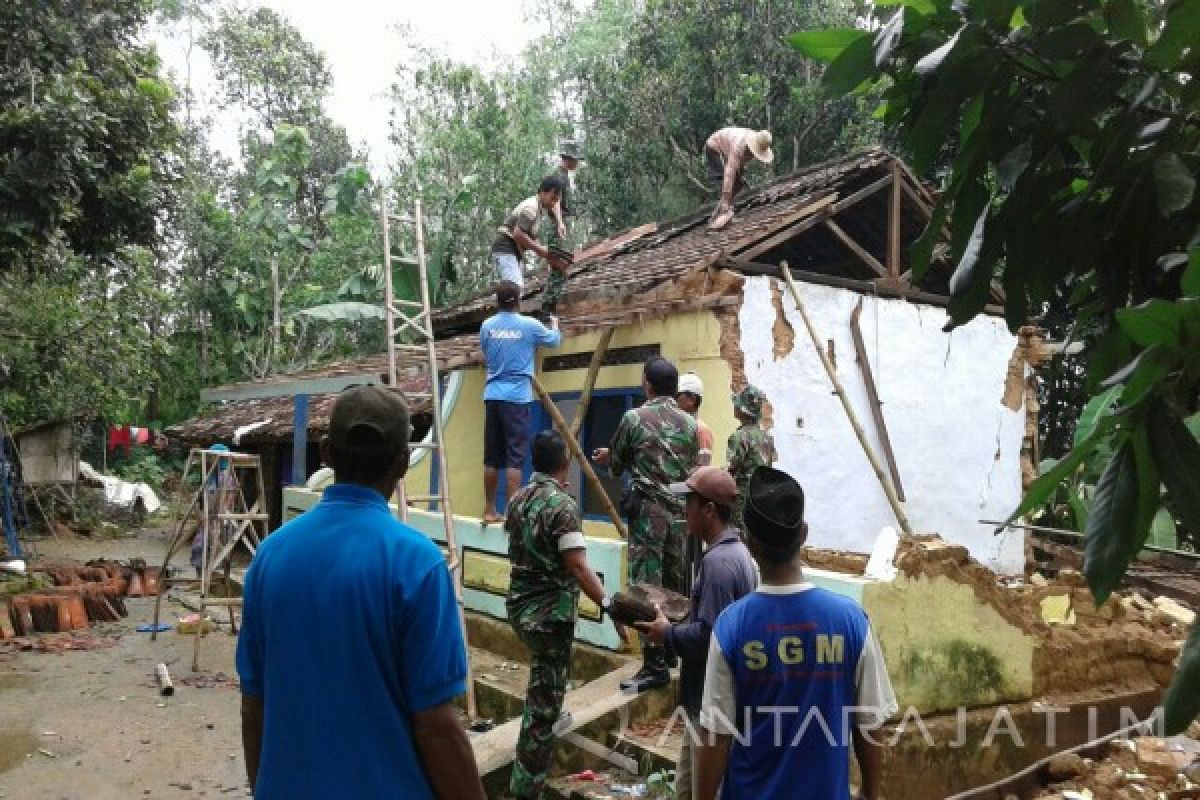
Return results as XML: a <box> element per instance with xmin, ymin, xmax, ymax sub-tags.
<box><xmin>791</xmin><ymin>0</ymin><xmax>1200</xmax><ymax>731</ymax></box>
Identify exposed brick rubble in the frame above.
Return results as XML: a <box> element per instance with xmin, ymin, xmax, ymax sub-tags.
<box><xmin>1033</xmin><ymin>729</ymin><xmax>1200</xmax><ymax>799</ymax></box>
<box><xmin>886</xmin><ymin>536</ymin><xmax>1186</xmax><ymax>697</ymax></box>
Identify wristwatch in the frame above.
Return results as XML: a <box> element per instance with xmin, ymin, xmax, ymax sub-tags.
<box><xmin>600</xmin><ymin>595</ymin><xmax>612</xmax><ymax>618</ymax></box>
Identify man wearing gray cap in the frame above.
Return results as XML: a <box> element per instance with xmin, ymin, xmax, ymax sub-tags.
<box><xmin>237</xmin><ymin>387</ymin><xmax>484</xmax><ymax>800</ymax></box>
<box><xmin>636</xmin><ymin>466</ymin><xmax>756</xmax><ymax>800</ymax></box>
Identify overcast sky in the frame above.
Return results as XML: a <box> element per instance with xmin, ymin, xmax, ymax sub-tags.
<box><xmin>152</xmin><ymin>0</ymin><xmax>547</xmax><ymax>168</ymax></box>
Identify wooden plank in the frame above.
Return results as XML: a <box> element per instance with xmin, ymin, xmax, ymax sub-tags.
<box><xmin>201</xmin><ymin>373</ymin><xmax>385</xmax><ymax>403</ymax></box>
<box><xmin>823</xmin><ymin>220</ymin><xmax>888</xmax><ymax>278</ymax></box>
<box><xmin>474</xmin><ymin>662</ymin><xmax>641</xmax><ymax>776</ymax></box>
<box><xmin>888</xmin><ymin>162</ymin><xmax>902</xmax><ymax>277</ymax></box>
<box><xmin>849</xmin><ymin>297</ymin><xmax>906</xmax><ymax>501</ymax></box>
<box><xmin>722</xmin><ymin>257</ymin><xmax>1007</xmax><ymax>317</ymax></box>
<box><xmin>733</xmin><ymin>194</ymin><xmax>837</xmax><ymax>262</ymax></box>
<box><xmin>532</xmin><ymin>377</ymin><xmax>628</xmax><ymax>540</ymax></box>
<box><xmin>569</xmin><ymin>327</ymin><xmax>617</xmax><ymax>440</ymax></box>
<box><xmin>830</xmin><ymin>173</ymin><xmax>893</xmax><ymax>214</ymax></box>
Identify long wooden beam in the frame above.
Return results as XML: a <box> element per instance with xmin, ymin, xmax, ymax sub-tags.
<box><xmin>732</xmin><ymin>195</ymin><xmax>836</xmax><ymax>262</ymax></box>
<box><xmin>532</xmin><ymin>376</ymin><xmax>629</xmax><ymax>539</ymax></box>
<box><xmin>849</xmin><ymin>298</ymin><xmax>905</xmax><ymax>501</ymax></box>
<box><xmin>569</xmin><ymin>327</ymin><xmax>616</xmax><ymax>440</ymax></box>
<box><xmin>823</xmin><ymin>219</ymin><xmax>888</xmax><ymax>278</ymax></box>
<box><xmin>718</xmin><ymin>257</ymin><xmax>1007</xmax><ymax>317</ymax></box>
<box><xmin>778</xmin><ymin>263</ymin><xmax>914</xmax><ymax>536</ymax></box>
<box><xmin>888</xmin><ymin>162</ymin><xmax>902</xmax><ymax>277</ymax></box>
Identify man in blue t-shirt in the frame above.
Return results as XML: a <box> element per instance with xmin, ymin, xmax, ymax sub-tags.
<box><xmin>479</xmin><ymin>280</ymin><xmax>562</xmax><ymax>524</ymax></box>
<box><xmin>696</xmin><ymin>467</ymin><xmax>897</xmax><ymax>800</ymax></box>
<box><xmin>236</xmin><ymin>386</ymin><xmax>485</xmax><ymax>800</ymax></box>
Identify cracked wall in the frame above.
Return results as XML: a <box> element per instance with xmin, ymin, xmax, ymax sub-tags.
<box><xmin>738</xmin><ymin>277</ymin><xmax>1027</xmax><ymax>573</ymax></box>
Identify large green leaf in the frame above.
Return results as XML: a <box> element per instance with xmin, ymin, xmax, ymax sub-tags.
<box><xmin>1184</xmin><ymin>250</ymin><xmax>1200</xmax><ymax>296</ymax></box>
<box><xmin>915</xmin><ymin>25</ymin><xmax>965</xmax><ymax>75</ymax></box>
<box><xmin>948</xmin><ymin>200</ymin><xmax>990</xmax><ymax>297</ymax></box>
<box><xmin>1153</xmin><ymin>153</ymin><xmax>1197</xmax><ymax>216</ymax></box>
<box><xmin>1147</xmin><ymin>0</ymin><xmax>1200</xmax><ymax>70</ymax></box>
<box><xmin>293</xmin><ymin>302</ymin><xmax>386</xmax><ymax>322</ymax></box>
<box><xmin>1147</xmin><ymin>507</ymin><xmax>1177</xmax><ymax>549</ymax></box>
<box><xmin>1164</xmin><ymin>621</ymin><xmax>1200</xmax><ymax>734</ymax></box>
<box><xmin>1147</xmin><ymin>398</ymin><xmax>1200</xmax><ymax>535</ymax></box>
<box><xmin>1074</xmin><ymin>385</ymin><xmax>1121</xmax><ymax>446</ymax></box>
<box><xmin>1005</xmin><ymin>414</ymin><xmax>1116</xmax><ymax>523</ymax></box>
<box><xmin>786</xmin><ymin>29</ymin><xmax>870</xmax><ymax>63</ymax></box>
<box><xmin>822</xmin><ymin>31</ymin><xmax>879</xmax><ymax>94</ymax></box>
<box><xmin>1116</xmin><ymin>298</ymin><xmax>1200</xmax><ymax>348</ymax></box>
<box><xmin>1107</xmin><ymin>0</ymin><xmax>1148</xmax><ymax>48</ymax></box>
<box><xmin>1083</xmin><ymin>437</ymin><xmax>1151</xmax><ymax>604</ymax></box>
<box><xmin>874</xmin><ymin>9</ymin><xmax>905</xmax><ymax>67</ymax></box>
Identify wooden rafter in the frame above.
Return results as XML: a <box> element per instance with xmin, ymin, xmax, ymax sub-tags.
<box><xmin>823</xmin><ymin>219</ymin><xmax>888</xmax><ymax>278</ymax></box>
<box><xmin>733</xmin><ymin>194</ymin><xmax>836</xmax><ymax>262</ymax></box>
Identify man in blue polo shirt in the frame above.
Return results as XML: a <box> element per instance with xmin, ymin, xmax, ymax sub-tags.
<box><xmin>479</xmin><ymin>280</ymin><xmax>562</xmax><ymax>524</ymax></box>
<box><xmin>236</xmin><ymin>386</ymin><xmax>485</xmax><ymax>799</ymax></box>
<box><xmin>696</xmin><ymin>467</ymin><xmax>897</xmax><ymax>800</ymax></box>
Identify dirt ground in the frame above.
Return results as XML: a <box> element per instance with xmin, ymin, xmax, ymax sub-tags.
<box><xmin>0</xmin><ymin>528</ymin><xmax>249</xmax><ymax>800</ymax></box>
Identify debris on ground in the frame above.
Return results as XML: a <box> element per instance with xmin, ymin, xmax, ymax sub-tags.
<box><xmin>178</xmin><ymin>671</ymin><xmax>239</xmax><ymax>690</ymax></box>
<box><xmin>1032</xmin><ymin>733</ymin><xmax>1200</xmax><ymax>799</ymax></box>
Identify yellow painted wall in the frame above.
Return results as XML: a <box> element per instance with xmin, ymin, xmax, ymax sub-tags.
<box><xmin>416</xmin><ymin>309</ymin><xmax>743</xmax><ymax>537</ymax></box>
<box><xmin>863</xmin><ymin>574</ymin><xmax>1035</xmax><ymax>713</ymax></box>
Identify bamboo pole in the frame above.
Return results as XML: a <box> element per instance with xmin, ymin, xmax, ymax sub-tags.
<box><xmin>778</xmin><ymin>262</ymin><xmax>914</xmax><ymax>536</ymax></box>
<box><xmin>569</xmin><ymin>326</ymin><xmax>616</xmax><ymax>440</ymax></box>
<box><xmin>532</xmin><ymin>376</ymin><xmax>629</xmax><ymax>539</ymax></box>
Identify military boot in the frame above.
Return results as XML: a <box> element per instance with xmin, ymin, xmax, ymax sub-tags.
<box><xmin>621</xmin><ymin>646</ymin><xmax>670</xmax><ymax>694</ymax></box>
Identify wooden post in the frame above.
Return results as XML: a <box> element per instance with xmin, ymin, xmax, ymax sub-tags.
<box><xmin>849</xmin><ymin>297</ymin><xmax>906</xmax><ymax>501</ymax></box>
<box><xmin>888</xmin><ymin>161</ymin><xmax>902</xmax><ymax>277</ymax></box>
<box><xmin>569</xmin><ymin>326</ymin><xmax>616</xmax><ymax>440</ymax></box>
<box><xmin>532</xmin><ymin>376</ymin><xmax>629</xmax><ymax>539</ymax></box>
<box><xmin>778</xmin><ymin>263</ymin><xmax>914</xmax><ymax>536</ymax></box>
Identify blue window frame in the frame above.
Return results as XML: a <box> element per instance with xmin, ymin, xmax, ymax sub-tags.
<box><xmin>530</xmin><ymin>387</ymin><xmax>645</xmax><ymax>522</ymax></box>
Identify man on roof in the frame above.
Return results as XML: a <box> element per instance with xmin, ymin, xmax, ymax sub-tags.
<box><xmin>491</xmin><ymin>175</ymin><xmax>572</xmax><ymax>312</ymax></box>
<box><xmin>542</xmin><ymin>141</ymin><xmax>583</xmax><ymax>316</ymax></box>
<box><xmin>704</xmin><ymin>127</ymin><xmax>774</xmax><ymax>231</ymax></box>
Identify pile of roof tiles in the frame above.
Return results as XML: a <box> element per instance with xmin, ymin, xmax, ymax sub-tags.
<box><xmin>0</xmin><ymin>561</ymin><xmax>160</xmax><ymax>638</ymax></box>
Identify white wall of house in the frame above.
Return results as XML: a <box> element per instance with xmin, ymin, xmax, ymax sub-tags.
<box><xmin>739</xmin><ymin>277</ymin><xmax>1027</xmax><ymax>574</ymax></box>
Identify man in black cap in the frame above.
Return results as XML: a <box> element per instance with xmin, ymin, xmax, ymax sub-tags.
<box><xmin>635</xmin><ymin>466</ymin><xmax>756</xmax><ymax>800</ymax></box>
<box><xmin>695</xmin><ymin>466</ymin><xmax>896</xmax><ymax>800</ymax></box>
<box><xmin>237</xmin><ymin>387</ymin><xmax>484</xmax><ymax>799</ymax></box>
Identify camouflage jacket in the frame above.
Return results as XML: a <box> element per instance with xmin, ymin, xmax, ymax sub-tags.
<box><xmin>609</xmin><ymin>396</ymin><xmax>699</xmax><ymax>507</ymax></box>
<box><xmin>727</xmin><ymin>423</ymin><xmax>777</xmax><ymax>491</ymax></box>
<box><xmin>506</xmin><ymin>472</ymin><xmax>585</xmax><ymax>631</ymax></box>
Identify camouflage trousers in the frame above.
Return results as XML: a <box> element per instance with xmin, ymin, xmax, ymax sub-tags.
<box><xmin>510</xmin><ymin>622</ymin><xmax>573</xmax><ymax>800</ymax></box>
<box><xmin>629</xmin><ymin>496</ymin><xmax>687</xmax><ymax>595</ymax></box>
<box><xmin>542</xmin><ymin>229</ymin><xmax>568</xmax><ymax>313</ymax></box>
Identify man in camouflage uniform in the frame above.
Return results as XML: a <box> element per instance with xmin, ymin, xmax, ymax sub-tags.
<box><xmin>727</xmin><ymin>385</ymin><xmax>777</xmax><ymax>533</ymax></box>
<box><xmin>593</xmin><ymin>356</ymin><xmax>699</xmax><ymax>693</ymax></box>
<box><xmin>507</xmin><ymin>431</ymin><xmax>616</xmax><ymax>800</ymax></box>
<box><xmin>541</xmin><ymin>142</ymin><xmax>582</xmax><ymax>314</ymax></box>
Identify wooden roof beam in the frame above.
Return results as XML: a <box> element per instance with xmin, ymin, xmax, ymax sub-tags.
<box><xmin>823</xmin><ymin>219</ymin><xmax>888</xmax><ymax>279</ymax></box>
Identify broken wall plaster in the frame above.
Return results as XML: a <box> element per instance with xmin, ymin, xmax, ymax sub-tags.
<box><xmin>769</xmin><ymin>279</ymin><xmax>796</xmax><ymax>361</ymax></box>
<box><xmin>738</xmin><ymin>276</ymin><xmax>1027</xmax><ymax>573</ymax></box>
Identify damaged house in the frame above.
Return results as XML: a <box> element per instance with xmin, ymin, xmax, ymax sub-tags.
<box><xmin>176</xmin><ymin>148</ymin><xmax>1033</xmax><ymax>575</ymax></box>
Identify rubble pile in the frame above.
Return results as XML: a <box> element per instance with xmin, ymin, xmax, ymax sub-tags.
<box><xmin>1033</xmin><ymin>731</ymin><xmax>1200</xmax><ymax>800</ymax></box>
<box><xmin>0</xmin><ymin>560</ymin><xmax>161</xmax><ymax>638</ymax></box>
<box><xmin>888</xmin><ymin>536</ymin><xmax>1187</xmax><ymax>695</ymax></box>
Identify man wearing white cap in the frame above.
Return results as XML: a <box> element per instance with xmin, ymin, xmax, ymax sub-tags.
<box><xmin>676</xmin><ymin>372</ymin><xmax>713</xmax><ymax>467</ymax></box>
<box><xmin>704</xmin><ymin>127</ymin><xmax>774</xmax><ymax>230</ymax></box>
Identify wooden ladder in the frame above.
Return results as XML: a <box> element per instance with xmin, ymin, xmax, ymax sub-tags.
<box><xmin>380</xmin><ymin>188</ymin><xmax>477</xmax><ymax>718</ymax></box>
<box><xmin>151</xmin><ymin>447</ymin><xmax>268</xmax><ymax>671</ymax></box>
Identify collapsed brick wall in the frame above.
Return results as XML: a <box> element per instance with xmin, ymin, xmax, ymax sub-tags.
<box><xmin>893</xmin><ymin>536</ymin><xmax>1185</xmax><ymax>699</ymax></box>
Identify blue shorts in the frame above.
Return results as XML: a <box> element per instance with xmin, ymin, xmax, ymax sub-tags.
<box><xmin>484</xmin><ymin>400</ymin><xmax>531</xmax><ymax>469</ymax></box>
